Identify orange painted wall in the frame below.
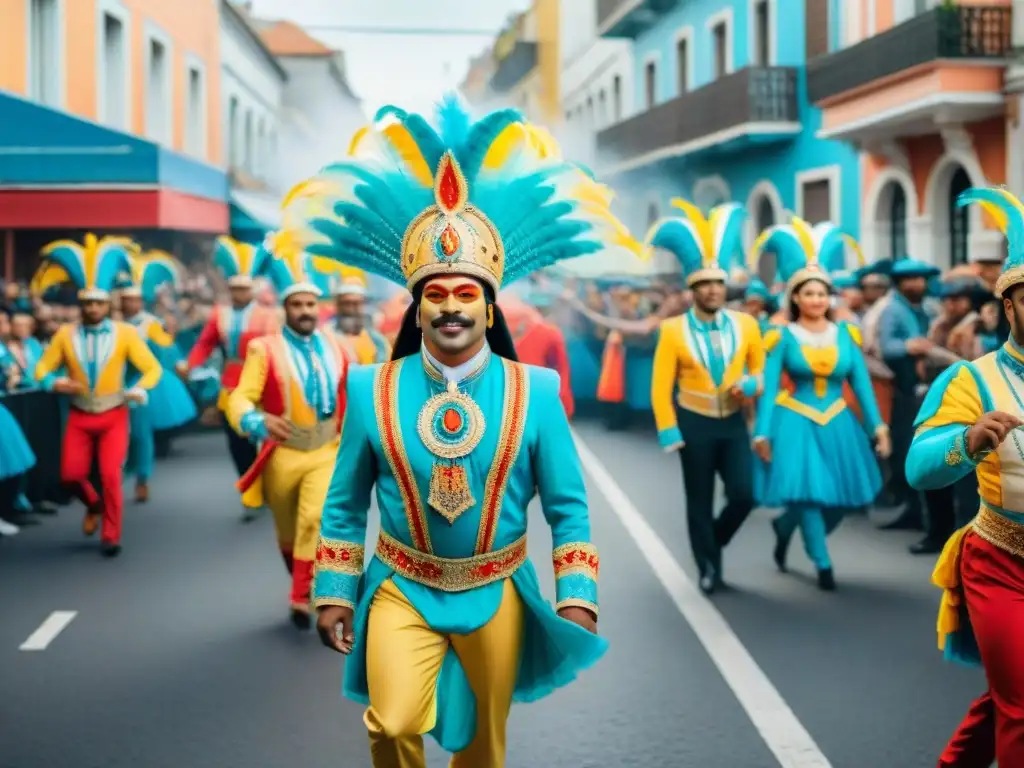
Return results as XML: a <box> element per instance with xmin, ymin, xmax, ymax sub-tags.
<box><xmin>870</xmin><ymin>0</ymin><xmax>1009</xmax><ymax>37</ymax></box>
<box><xmin>2</xmin><ymin>0</ymin><xmax>221</xmax><ymax>166</ymax></box>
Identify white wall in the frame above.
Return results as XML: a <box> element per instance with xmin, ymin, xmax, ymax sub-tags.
<box><xmin>219</xmin><ymin>5</ymin><xmax>285</xmax><ymax>184</ymax></box>
<box><xmin>558</xmin><ymin>0</ymin><xmax>633</xmax><ymax>168</ymax></box>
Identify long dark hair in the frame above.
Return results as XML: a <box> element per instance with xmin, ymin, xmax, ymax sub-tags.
<box><xmin>390</xmin><ymin>282</ymin><xmax>519</xmax><ymax>362</ymax></box>
<box><xmin>787</xmin><ymin>277</ymin><xmax>835</xmax><ymax>322</ymax></box>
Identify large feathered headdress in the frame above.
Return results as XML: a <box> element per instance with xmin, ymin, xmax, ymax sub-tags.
<box><xmin>749</xmin><ymin>215</ymin><xmax>862</xmax><ymax>289</ymax></box>
<box><xmin>645</xmin><ymin>199</ymin><xmax>746</xmax><ymax>287</ymax></box>
<box><xmin>957</xmin><ymin>186</ymin><xmax>1024</xmax><ymax>296</ymax></box>
<box><xmin>213</xmin><ymin>236</ymin><xmax>270</xmax><ymax>287</ymax></box>
<box><xmin>275</xmin><ymin>96</ymin><xmax>641</xmax><ymax>294</ymax></box>
<box><xmin>32</xmin><ymin>233</ymin><xmax>138</xmax><ymax>301</ymax></box>
<box><xmin>117</xmin><ymin>250</ymin><xmax>183</xmax><ymax>303</ymax></box>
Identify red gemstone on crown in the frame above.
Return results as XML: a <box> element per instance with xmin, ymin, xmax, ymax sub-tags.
<box><xmin>440</xmin><ymin>223</ymin><xmax>460</xmax><ymax>256</ymax></box>
<box><xmin>443</xmin><ymin>408</ymin><xmax>462</xmax><ymax>433</ymax></box>
<box><xmin>438</xmin><ymin>156</ymin><xmax>462</xmax><ymax>211</ymax></box>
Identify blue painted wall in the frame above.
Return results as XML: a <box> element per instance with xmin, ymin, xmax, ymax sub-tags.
<box><xmin>0</xmin><ymin>91</ymin><xmax>228</xmax><ymax>202</ymax></box>
<box><xmin>623</xmin><ymin>0</ymin><xmax>861</xmax><ymax>240</ymax></box>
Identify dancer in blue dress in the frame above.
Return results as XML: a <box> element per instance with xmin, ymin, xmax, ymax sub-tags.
<box><xmin>0</xmin><ymin>341</ymin><xmax>37</xmax><ymax>536</ymax></box>
<box><xmin>750</xmin><ymin>216</ymin><xmax>892</xmax><ymax>590</ymax></box>
<box><xmin>118</xmin><ymin>251</ymin><xmax>197</xmax><ymax>502</ymax></box>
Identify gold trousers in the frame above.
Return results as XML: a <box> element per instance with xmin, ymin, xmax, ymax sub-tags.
<box><xmin>262</xmin><ymin>442</ymin><xmax>336</xmax><ymax>607</ymax></box>
<box><xmin>365</xmin><ymin>578</ymin><xmax>524</xmax><ymax>768</ymax></box>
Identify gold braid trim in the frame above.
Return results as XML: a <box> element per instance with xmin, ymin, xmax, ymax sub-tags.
<box><xmin>552</xmin><ymin>542</ymin><xmax>600</xmax><ymax>580</ymax></box>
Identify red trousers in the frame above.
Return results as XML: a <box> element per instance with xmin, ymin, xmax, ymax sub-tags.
<box><xmin>938</xmin><ymin>532</ymin><xmax>1024</xmax><ymax>767</ymax></box>
<box><xmin>62</xmin><ymin>407</ymin><xmax>130</xmax><ymax>545</ymax></box>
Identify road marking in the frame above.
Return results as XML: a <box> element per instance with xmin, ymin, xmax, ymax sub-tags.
<box><xmin>573</xmin><ymin>432</ymin><xmax>833</xmax><ymax>768</ymax></box>
<box><xmin>19</xmin><ymin>611</ymin><xmax>78</xmax><ymax>652</ymax></box>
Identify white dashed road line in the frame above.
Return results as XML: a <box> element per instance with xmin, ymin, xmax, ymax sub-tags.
<box><xmin>573</xmin><ymin>431</ymin><xmax>833</xmax><ymax>768</ymax></box>
<box><xmin>19</xmin><ymin>611</ymin><xmax>78</xmax><ymax>652</ymax></box>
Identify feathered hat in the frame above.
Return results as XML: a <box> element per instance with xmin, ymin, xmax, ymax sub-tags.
<box><xmin>32</xmin><ymin>233</ymin><xmax>138</xmax><ymax>301</ymax></box>
<box><xmin>117</xmin><ymin>250</ymin><xmax>183</xmax><ymax>302</ymax></box>
<box><xmin>277</xmin><ymin>96</ymin><xmax>641</xmax><ymax>296</ymax></box>
<box><xmin>330</xmin><ymin>267</ymin><xmax>369</xmax><ymax>298</ymax></box>
<box><xmin>749</xmin><ymin>215</ymin><xmax>863</xmax><ymax>291</ymax></box>
<box><xmin>956</xmin><ymin>186</ymin><xmax>1024</xmax><ymax>296</ymax></box>
<box><xmin>645</xmin><ymin>199</ymin><xmax>746</xmax><ymax>287</ymax></box>
<box><xmin>213</xmin><ymin>236</ymin><xmax>270</xmax><ymax>288</ymax></box>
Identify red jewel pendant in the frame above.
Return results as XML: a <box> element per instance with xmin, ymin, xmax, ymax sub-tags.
<box><xmin>442</xmin><ymin>407</ymin><xmax>462</xmax><ymax>433</ymax></box>
<box><xmin>439</xmin><ymin>223</ymin><xmax>460</xmax><ymax>257</ymax></box>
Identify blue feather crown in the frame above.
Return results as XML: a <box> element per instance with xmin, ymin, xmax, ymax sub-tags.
<box><xmin>956</xmin><ymin>186</ymin><xmax>1024</xmax><ymax>296</ymax></box>
<box><xmin>750</xmin><ymin>215</ymin><xmax>862</xmax><ymax>288</ymax></box>
<box><xmin>277</xmin><ymin>96</ymin><xmax>641</xmax><ymax>293</ymax></box>
<box><xmin>645</xmin><ymin>198</ymin><xmax>746</xmax><ymax>287</ymax></box>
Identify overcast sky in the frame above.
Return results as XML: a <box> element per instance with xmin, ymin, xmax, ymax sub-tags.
<box><xmin>250</xmin><ymin>0</ymin><xmax>530</xmax><ymax>117</ymax></box>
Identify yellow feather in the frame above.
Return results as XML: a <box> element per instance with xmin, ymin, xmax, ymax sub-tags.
<box><xmin>347</xmin><ymin>125</ymin><xmax>371</xmax><ymax>157</ymax></box>
<box><xmin>669</xmin><ymin>198</ymin><xmax>712</xmax><ymax>264</ymax></box>
<box><xmin>482</xmin><ymin>123</ymin><xmax>529</xmax><ymax>169</ymax></box>
<box><xmin>979</xmin><ymin>200</ymin><xmax>1010</xmax><ymax>235</ymax></box>
<box><xmin>789</xmin><ymin>216</ymin><xmax>817</xmax><ymax>261</ymax></box>
<box><xmin>380</xmin><ymin>123</ymin><xmax>433</xmax><ymax>187</ymax></box>
<box><xmin>843</xmin><ymin>235</ymin><xmax>866</xmax><ymax>267</ymax></box>
<box><xmin>748</xmin><ymin>229</ymin><xmax>774</xmax><ymax>271</ymax></box>
<box><xmin>31</xmin><ymin>262</ymin><xmax>71</xmax><ymax>296</ymax></box>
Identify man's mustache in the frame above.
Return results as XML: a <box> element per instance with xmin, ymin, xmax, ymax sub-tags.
<box><xmin>431</xmin><ymin>314</ymin><xmax>474</xmax><ymax>328</ymax></box>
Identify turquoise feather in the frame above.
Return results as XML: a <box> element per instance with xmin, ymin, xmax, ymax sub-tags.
<box><xmin>650</xmin><ymin>220</ymin><xmax>705</xmax><ymax>276</ymax></box>
<box><xmin>958</xmin><ymin>187</ymin><xmax>1024</xmax><ymax>266</ymax></box>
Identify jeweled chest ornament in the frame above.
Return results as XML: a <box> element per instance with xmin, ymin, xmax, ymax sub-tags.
<box><xmin>418</xmin><ymin>379</ymin><xmax>486</xmax><ymax>524</ymax></box>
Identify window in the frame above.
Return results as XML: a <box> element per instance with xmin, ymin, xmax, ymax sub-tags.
<box><xmin>676</xmin><ymin>35</ymin><xmax>690</xmax><ymax>93</ymax></box>
<box><xmin>228</xmin><ymin>96</ymin><xmax>240</xmax><ymax>168</ymax></box>
<box><xmin>889</xmin><ymin>184</ymin><xmax>907</xmax><ymax>259</ymax></box>
<box><xmin>598</xmin><ymin>90</ymin><xmax>607</xmax><ymax>126</ymax></box>
<box><xmin>586</xmin><ymin>96</ymin><xmax>594</xmax><ymax>128</ymax></box>
<box><xmin>612</xmin><ymin>75</ymin><xmax>622</xmax><ymax>120</ymax></box>
<box><xmin>644</xmin><ymin>61</ymin><xmax>657</xmax><ymax>109</ymax></box>
<box><xmin>805</xmin><ymin>0</ymin><xmax>829</xmax><ymax>59</ymax></box>
<box><xmin>755</xmin><ymin>196</ymin><xmax>777</xmax><ymax>283</ymax></box>
<box><xmin>949</xmin><ymin>167</ymin><xmax>971</xmax><ymax>267</ymax></box>
<box><xmin>712</xmin><ymin>23</ymin><xmax>728</xmax><ymax>79</ymax></box>
<box><xmin>244</xmin><ymin>110</ymin><xmax>254</xmax><ymax>172</ymax></box>
<box><xmin>100</xmin><ymin>10</ymin><xmax>127</xmax><ymax>129</ymax></box>
<box><xmin>801</xmin><ymin>179</ymin><xmax>832</xmax><ymax>223</ymax></box>
<box><xmin>145</xmin><ymin>35</ymin><xmax>170</xmax><ymax>144</ymax></box>
<box><xmin>28</xmin><ymin>0</ymin><xmax>61</xmax><ymax>107</ymax></box>
<box><xmin>185</xmin><ymin>65</ymin><xmax>205</xmax><ymax>158</ymax></box>
<box><xmin>753</xmin><ymin>1</ymin><xmax>770</xmax><ymax>66</ymax></box>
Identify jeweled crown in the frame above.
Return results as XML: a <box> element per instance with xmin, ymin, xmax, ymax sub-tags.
<box><xmin>402</xmin><ymin>152</ymin><xmax>503</xmax><ymax>293</ymax></box>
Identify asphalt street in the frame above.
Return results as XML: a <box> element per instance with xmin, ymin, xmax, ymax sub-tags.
<box><xmin>1</xmin><ymin>425</ymin><xmax>986</xmax><ymax>768</ymax></box>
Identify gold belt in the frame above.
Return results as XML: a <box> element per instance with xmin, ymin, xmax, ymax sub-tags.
<box><xmin>973</xmin><ymin>504</ymin><xmax>1024</xmax><ymax>559</ymax></box>
<box><xmin>375</xmin><ymin>531</ymin><xmax>527</xmax><ymax>592</ymax></box>
<box><xmin>71</xmin><ymin>392</ymin><xmax>126</xmax><ymax>413</ymax></box>
<box><xmin>281</xmin><ymin>419</ymin><xmax>338</xmax><ymax>451</ymax></box>
<box><xmin>676</xmin><ymin>387</ymin><xmax>739</xmax><ymax>418</ymax></box>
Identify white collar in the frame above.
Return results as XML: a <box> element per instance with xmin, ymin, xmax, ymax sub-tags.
<box><xmin>422</xmin><ymin>343</ymin><xmax>490</xmax><ymax>388</ymax></box>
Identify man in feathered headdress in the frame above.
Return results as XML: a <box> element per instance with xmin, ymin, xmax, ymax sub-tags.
<box><xmin>33</xmin><ymin>234</ymin><xmax>163</xmax><ymax>557</ymax></box>
<box><xmin>908</xmin><ymin>186</ymin><xmax>1024</xmax><ymax>768</ymax></box>
<box><xmin>177</xmin><ymin>236</ymin><xmax>278</xmax><ymax>519</ymax></box>
<box><xmin>226</xmin><ymin>246</ymin><xmax>349</xmax><ymax>628</ymax></box>
<box><xmin>325</xmin><ymin>267</ymin><xmax>393</xmax><ymax>364</ymax></box>
<box><xmin>648</xmin><ymin>199</ymin><xmax>765</xmax><ymax>595</ymax></box>
<box><xmin>286</xmin><ymin>99</ymin><xmax>627</xmax><ymax>766</ymax></box>
<box><xmin>117</xmin><ymin>251</ymin><xmax>197</xmax><ymax>502</ymax></box>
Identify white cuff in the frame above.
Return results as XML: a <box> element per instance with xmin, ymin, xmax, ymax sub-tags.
<box><xmin>127</xmin><ymin>386</ymin><xmax>148</xmax><ymax>405</ymax></box>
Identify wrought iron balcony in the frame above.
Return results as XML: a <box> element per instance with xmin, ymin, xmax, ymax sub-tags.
<box><xmin>596</xmin><ymin>67</ymin><xmax>799</xmax><ymax>167</ymax></box>
<box><xmin>489</xmin><ymin>42</ymin><xmax>538</xmax><ymax>93</ymax></box>
<box><xmin>597</xmin><ymin>0</ymin><xmax>683</xmax><ymax>39</ymax></box>
<box><xmin>807</xmin><ymin>5</ymin><xmax>1012</xmax><ymax>104</ymax></box>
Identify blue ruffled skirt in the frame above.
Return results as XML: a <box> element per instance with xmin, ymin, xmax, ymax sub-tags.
<box><xmin>343</xmin><ymin>558</ymin><xmax>608</xmax><ymax>753</ymax></box>
<box><xmin>756</xmin><ymin>406</ymin><xmax>881</xmax><ymax>509</ymax></box>
<box><xmin>0</xmin><ymin>402</ymin><xmax>37</xmax><ymax>481</ymax></box>
<box><xmin>147</xmin><ymin>367</ymin><xmax>197</xmax><ymax>431</ymax></box>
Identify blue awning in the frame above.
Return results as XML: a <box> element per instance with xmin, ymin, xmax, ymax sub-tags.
<box><xmin>0</xmin><ymin>90</ymin><xmax>227</xmax><ymax>201</ymax></box>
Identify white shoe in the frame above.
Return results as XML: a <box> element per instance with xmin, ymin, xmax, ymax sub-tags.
<box><xmin>0</xmin><ymin>517</ymin><xmax>21</xmax><ymax>536</ymax></box>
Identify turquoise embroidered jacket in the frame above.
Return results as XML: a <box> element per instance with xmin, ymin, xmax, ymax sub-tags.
<box><xmin>312</xmin><ymin>349</ymin><xmax>607</xmax><ymax>752</ymax></box>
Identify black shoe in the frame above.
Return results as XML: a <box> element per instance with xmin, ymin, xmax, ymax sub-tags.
<box><xmin>909</xmin><ymin>538</ymin><xmax>944</xmax><ymax>555</ymax></box>
<box><xmin>6</xmin><ymin>512</ymin><xmax>41</xmax><ymax>527</ymax></box>
<box><xmin>290</xmin><ymin>607</ymin><xmax>311</xmax><ymax>630</ymax></box>
<box><xmin>101</xmin><ymin>542</ymin><xmax>122</xmax><ymax>558</ymax></box>
<box><xmin>698</xmin><ymin>565</ymin><xmax>717</xmax><ymax>596</ymax></box>
<box><xmin>771</xmin><ymin>518</ymin><xmax>789</xmax><ymax>573</ymax></box>
<box><xmin>31</xmin><ymin>502</ymin><xmax>58</xmax><ymax>516</ymax></box>
<box><xmin>817</xmin><ymin>568</ymin><xmax>836</xmax><ymax>591</ymax></box>
<box><xmin>240</xmin><ymin>507</ymin><xmax>260</xmax><ymax>523</ymax></box>
<box><xmin>878</xmin><ymin>510</ymin><xmax>923</xmax><ymax>531</ymax></box>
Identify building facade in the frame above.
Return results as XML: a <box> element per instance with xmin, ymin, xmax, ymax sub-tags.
<box><xmin>219</xmin><ymin>0</ymin><xmax>287</xmax><ymax>244</ymax></box>
<box><xmin>0</xmin><ymin>0</ymin><xmax>229</xmax><ymax>277</ymax></box>
<box><xmin>595</xmin><ymin>0</ymin><xmax>862</xmax><ymax>280</ymax></box>
<box><xmin>808</xmin><ymin>0</ymin><xmax>1012</xmax><ymax>267</ymax></box>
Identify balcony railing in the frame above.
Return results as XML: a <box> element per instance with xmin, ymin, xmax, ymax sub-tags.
<box><xmin>597</xmin><ymin>0</ymin><xmax>682</xmax><ymax>38</ymax></box>
<box><xmin>807</xmin><ymin>5</ymin><xmax>1011</xmax><ymax>104</ymax></box>
<box><xmin>489</xmin><ymin>42</ymin><xmax>538</xmax><ymax>92</ymax></box>
<box><xmin>596</xmin><ymin>67</ymin><xmax>798</xmax><ymax>163</ymax></box>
